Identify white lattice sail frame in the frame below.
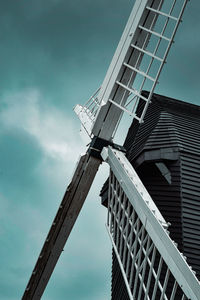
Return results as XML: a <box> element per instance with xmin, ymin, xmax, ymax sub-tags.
<box><xmin>75</xmin><ymin>0</ymin><xmax>189</xmax><ymax>141</ymax></box>
<box><xmin>101</xmin><ymin>146</ymin><xmax>200</xmax><ymax>300</ymax></box>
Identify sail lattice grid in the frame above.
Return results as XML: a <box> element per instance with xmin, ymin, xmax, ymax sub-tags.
<box><xmin>102</xmin><ymin>147</ymin><xmax>200</xmax><ymax>300</ymax></box>
<box><xmin>75</xmin><ymin>0</ymin><xmax>189</xmax><ymax>139</ymax></box>
<box><xmin>108</xmin><ymin>0</ymin><xmax>188</xmax><ymax>123</ymax></box>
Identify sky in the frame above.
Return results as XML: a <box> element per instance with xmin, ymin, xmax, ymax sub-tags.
<box><xmin>0</xmin><ymin>1</ymin><xmax>200</xmax><ymax>299</ymax></box>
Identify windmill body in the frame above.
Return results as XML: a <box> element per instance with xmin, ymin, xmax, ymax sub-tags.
<box><xmin>22</xmin><ymin>1</ymin><xmax>200</xmax><ymax>299</ymax></box>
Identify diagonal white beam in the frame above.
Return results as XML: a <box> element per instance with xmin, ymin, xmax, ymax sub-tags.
<box><xmin>102</xmin><ymin>146</ymin><xmax>200</xmax><ymax>300</ymax></box>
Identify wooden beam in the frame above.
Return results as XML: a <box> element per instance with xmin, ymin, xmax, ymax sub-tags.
<box><xmin>22</xmin><ymin>153</ymin><xmax>101</xmax><ymax>300</ymax></box>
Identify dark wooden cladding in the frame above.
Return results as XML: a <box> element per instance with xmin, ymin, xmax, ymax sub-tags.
<box><xmin>181</xmin><ymin>152</ymin><xmax>200</xmax><ymax>279</ymax></box>
<box><xmin>102</xmin><ymin>92</ymin><xmax>200</xmax><ymax>299</ymax></box>
<box><xmin>136</xmin><ymin>161</ymin><xmax>183</xmax><ymax>251</ymax></box>
<box><xmin>111</xmin><ymin>250</ymin><xmax>130</xmax><ymax>300</ymax></box>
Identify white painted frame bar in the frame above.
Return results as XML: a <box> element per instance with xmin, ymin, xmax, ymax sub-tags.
<box><xmin>102</xmin><ymin>146</ymin><xmax>200</xmax><ymax>300</ymax></box>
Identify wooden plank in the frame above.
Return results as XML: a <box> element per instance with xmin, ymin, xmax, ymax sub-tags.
<box><xmin>22</xmin><ymin>154</ymin><xmax>101</xmax><ymax>300</ymax></box>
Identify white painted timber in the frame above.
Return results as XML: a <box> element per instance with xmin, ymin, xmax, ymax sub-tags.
<box><xmin>102</xmin><ymin>146</ymin><xmax>200</xmax><ymax>300</ymax></box>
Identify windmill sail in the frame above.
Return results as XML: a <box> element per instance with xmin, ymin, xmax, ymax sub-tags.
<box><xmin>102</xmin><ymin>146</ymin><xmax>200</xmax><ymax>300</ymax></box>
<box><xmin>75</xmin><ymin>0</ymin><xmax>188</xmax><ymax>140</ymax></box>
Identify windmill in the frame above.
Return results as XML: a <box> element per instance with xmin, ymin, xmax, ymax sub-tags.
<box><xmin>22</xmin><ymin>0</ymin><xmax>200</xmax><ymax>299</ymax></box>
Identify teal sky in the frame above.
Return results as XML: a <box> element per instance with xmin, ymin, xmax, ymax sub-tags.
<box><xmin>0</xmin><ymin>1</ymin><xmax>200</xmax><ymax>299</ymax></box>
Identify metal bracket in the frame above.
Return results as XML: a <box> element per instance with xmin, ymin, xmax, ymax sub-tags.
<box><xmin>88</xmin><ymin>136</ymin><xmax>126</xmax><ymax>160</ymax></box>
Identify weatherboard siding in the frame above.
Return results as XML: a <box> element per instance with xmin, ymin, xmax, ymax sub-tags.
<box><xmin>181</xmin><ymin>152</ymin><xmax>200</xmax><ymax>279</ymax></box>
<box><xmin>136</xmin><ymin>160</ymin><xmax>183</xmax><ymax>251</ymax></box>
<box><xmin>111</xmin><ymin>250</ymin><xmax>130</xmax><ymax>300</ymax></box>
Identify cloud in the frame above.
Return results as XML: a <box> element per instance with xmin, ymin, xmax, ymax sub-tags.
<box><xmin>0</xmin><ymin>88</ymin><xmax>85</xmax><ymax>163</ymax></box>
